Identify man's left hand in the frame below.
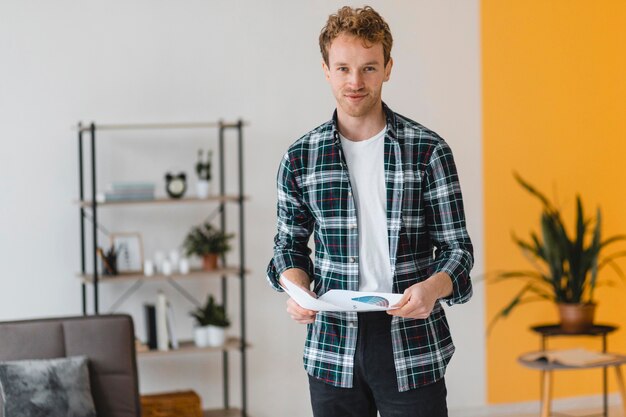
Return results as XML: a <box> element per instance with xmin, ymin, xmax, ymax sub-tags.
<box><xmin>387</xmin><ymin>272</ymin><xmax>452</xmax><ymax>319</ymax></box>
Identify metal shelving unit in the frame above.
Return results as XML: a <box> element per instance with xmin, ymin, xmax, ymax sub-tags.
<box><xmin>76</xmin><ymin>120</ymin><xmax>248</xmax><ymax>416</ymax></box>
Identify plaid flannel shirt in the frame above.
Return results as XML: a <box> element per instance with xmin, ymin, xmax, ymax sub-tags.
<box><xmin>267</xmin><ymin>103</ymin><xmax>473</xmax><ymax>392</ymax></box>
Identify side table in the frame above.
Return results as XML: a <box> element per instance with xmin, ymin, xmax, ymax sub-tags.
<box><xmin>518</xmin><ymin>352</ymin><xmax>626</xmax><ymax>417</ymax></box>
<box><xmin>529</xmin><ymin>324</ymin><xmax>620</xmax><ymax>417</ymax></box>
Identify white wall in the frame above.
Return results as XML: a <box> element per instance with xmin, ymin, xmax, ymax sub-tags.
<box><xmin>0</xmin><ymin>1</ymin><xmax>483</xmax><ymax>416</ymax></box>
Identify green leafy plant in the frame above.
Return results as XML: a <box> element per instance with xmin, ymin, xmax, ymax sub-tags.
<box><xmin>488</xmin><ymin>173</ymin><xmax>626</xmax><ymax>332</ymax></box>
<box><xmin>182</xmin><ymin>221</ymin><xmax>233</xmax><ymax>257</ymax></box>
<box><xmin>195</xmin><ymin>149</ymin><xmax>212</xmax><ymax>181</ymax></box>
<box><xmin>189</xmin><ymin>295</ymin><xmax>230</xmax><ymax>327</ymax></box>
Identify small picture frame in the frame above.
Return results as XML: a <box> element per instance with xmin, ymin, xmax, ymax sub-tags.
<box><xmin>110</xmin><ymin>232</ymin><xmax>144</xmax><ymax>273</ymax></box>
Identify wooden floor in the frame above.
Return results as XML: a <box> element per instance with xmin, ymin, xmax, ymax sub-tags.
<box><xmin>494</xmin><ymin>406</ymin><xmax>624</xmax><ymax>417</ymax></box>
<box><xmin>200</xmin><ymin>404</ymin><xmax>625</xmax><ymax>417</ymax></box>
<box><xmin>203</xmin><ymin>409</ymin><xmax>243</xmax><ymax>417</ymax></box>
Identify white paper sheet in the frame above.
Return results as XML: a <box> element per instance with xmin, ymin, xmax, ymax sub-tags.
<box><xmin>280</xmin><ymin>276</ymin><xmax>403</xmax><ymax>312</ymax></box>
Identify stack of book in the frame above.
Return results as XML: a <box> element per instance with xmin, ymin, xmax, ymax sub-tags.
<box><xmin>144</xmin><ymin>291</ymin><xmax>179</xmax><ymax>351</ymax></box>
<box><xmin>96</xmin><ymin>181</ymin><xmax>156</xmax><ymax>203</ymax></box>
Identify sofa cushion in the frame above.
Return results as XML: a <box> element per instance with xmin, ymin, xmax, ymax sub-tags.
<box><xmin>0</xmin><ymin>356</ymin><xmax>96</xmax><ymax>417</ymax></box>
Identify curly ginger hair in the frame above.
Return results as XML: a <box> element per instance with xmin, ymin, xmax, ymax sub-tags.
<box><xmin>319</xmin><ymin>6</ymin><xmax>393</xmax><ymax>66</ymax></box>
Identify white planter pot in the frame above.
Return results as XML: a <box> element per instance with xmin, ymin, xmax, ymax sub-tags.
<box><xmin>206</xmin><ymin>325</ymin><xmax>226</xmax><ymax>347</ymax></box>
<box><xmin>196</xmin><ymin>180</ymin><xmax>211</xmax><ymax>199</ymax></box>
<box><xmin>193</xmin><ymin>326</ymin><xmax>210</xmax><ymax>348</ymax></box>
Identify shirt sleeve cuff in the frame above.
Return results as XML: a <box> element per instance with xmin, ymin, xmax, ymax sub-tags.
<box><xmin>266</xmin><ymin>256</ymin><xmax>314</xmax><ymax>293</ymax></box>
<box><xmin>266</xmin><ymin>261</ymin><xmax>284</xmax><ymax>292</ymax></box>
<box><xmin>437</xmin><ymin>259</ymin><xmax>473</xmax><ymax>306</ymax></box>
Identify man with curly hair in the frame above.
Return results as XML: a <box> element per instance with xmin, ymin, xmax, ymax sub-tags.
<box><xmin>267</xmin><ymin>6</ymin><xmax>473</xmax><ymax>417</ymax></box>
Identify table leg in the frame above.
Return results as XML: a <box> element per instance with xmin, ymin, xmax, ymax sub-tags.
<box><xmin>602</xmin><ymin>336</ymin><xmax>608</xmax><ymax>417</ymax></box>
<box><xmin>615</xmin><ymin>365</ymin><xmax>626</xmax><ymax>416</ymax></box>
<box><xmin>540</xmin><ymin>336</ymin><xmax>546</xmax><ymax>406</ymax></box>
<box><xmin>541</xmin><ymin>370</ymin><xmax>552</xmax><ymax>417</ymax></box>
<box><xmin>603</xmin><ymin>366</ymin><xmax>608</xmax><ymax>417</ymax></box>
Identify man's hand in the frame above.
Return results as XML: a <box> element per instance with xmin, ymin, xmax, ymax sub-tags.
<box><xmin>285</xmin><ymin>296</ymin><xmax>318</xmax><ymax>324</ymax></box>
<box><xmin>387</xmin><ymin>272</ymin><xmax>452</xmax><ymax>319</ymax></box>
<box><xmin>280</xmin><ymin>269</ymin><xmax>318</xmax><ymax>325</ymax></box>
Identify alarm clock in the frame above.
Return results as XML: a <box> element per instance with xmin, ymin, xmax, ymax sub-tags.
<box><xmin>165</xmin><ymin>172</ymin><xmax>186</xmax><ymax>199</ymax></box>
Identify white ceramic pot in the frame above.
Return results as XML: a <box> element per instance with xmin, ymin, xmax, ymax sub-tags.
<box><xmin>143</xmin><ymin>260</ymin><xmax>154</xmax><ymax>276</ymax></box>
<box><xmin>193</xmin><ymin>326</ymin><xmax>210</xmax><ymax>347</ymax></box>
<box><xmin>168</xmin><ymin>249</ymin><xmax>180</xmax><ymax>273</ymax></box>
<box><xmin>179</xmin><ymin>258</ymin><xmax>190</xmax><ymax>275</ymax></box>
<box><xmin>206</xmin><ymin>325</ymin><xmax>226</xmax><ymax>347</ymax></box>
<box><xmin>196</xmin><ymin>180</ymin><xmax>211</xmax><ymax>199</ymax></box>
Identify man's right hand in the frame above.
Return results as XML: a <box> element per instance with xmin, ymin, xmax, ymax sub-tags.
<box><xmin>280</xmin><ymin>269</ymin><xmax>318</xmax><ymax>325</ymax></box>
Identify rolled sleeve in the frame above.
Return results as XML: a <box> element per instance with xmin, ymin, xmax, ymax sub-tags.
<box><xmin>424</xmin><ymin>141</ymin><xmax>474</xmax><ymax>306</ymax></box>
<box><xmin>266</xmin><ymin>153</ymin><xmax>314</xmax><ymax>292</ymax></box>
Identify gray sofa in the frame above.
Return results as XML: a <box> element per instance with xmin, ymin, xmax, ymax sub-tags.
<box><xmin>0</xmin><ymin>314</ymin><xmax>141</xmax><ymax>417</ymax></box>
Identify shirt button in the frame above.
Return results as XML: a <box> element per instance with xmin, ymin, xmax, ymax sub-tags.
<box><xmin>349</xmin><ymin>224</ymin><xmax>357</xmax><ymax>229</ymax></box>
<box><xmin>349</xmin><ymin>257</ymin><xmax>356</xmax><ymax>263</ymax></box>
<box><xmin>348</xmin><ymin>191</ymin><xmax>352</xmax><ymax>197</ymax></box>
<box><xmin>348</xmin><ymin>322</ymin><xmax>356</xmax><ymax>328</ymax></box>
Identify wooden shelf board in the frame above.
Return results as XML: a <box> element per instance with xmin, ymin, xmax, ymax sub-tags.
<box><xmin>77</xmin><ymin>121</ymin><xmax>246</xmax><ymax>132</ymax></box>
<box><xmin>203</xmin><ymin>408</ymin><xmax>245</xmax><ymax>417</ymax></box>
<box><xmin>138</xmin><ymin>338</ymin><xmax>246</xmax><ymax>358</ymax></box>
<box><xmin>78</xmin><ymin>267</ymin><xmax>247</xmax><ymax>284</ymax></box>
<box><xmin>75</xmin><ymin>195</ymin><xmax>247</xmax><ymax>208</ymax></box>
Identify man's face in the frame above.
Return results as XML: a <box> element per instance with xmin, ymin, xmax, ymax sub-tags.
<box><xmin>323</xmin><ymin>33</ymin><xmax>393</xmax><ymax>120</ymax></box>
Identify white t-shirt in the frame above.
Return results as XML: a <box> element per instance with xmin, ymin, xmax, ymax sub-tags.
<box><xmin>339</xmin><ymin>127</ymin><xmax>393</xmax><ymax>293</ymax></box>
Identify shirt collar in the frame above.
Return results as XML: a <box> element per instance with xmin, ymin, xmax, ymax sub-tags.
<box><xmin>331</xmin><ymin>102</ymin><xmax>398</xmax><ymax>145</ymax></box>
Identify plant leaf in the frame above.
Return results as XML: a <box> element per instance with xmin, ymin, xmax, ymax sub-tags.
<box><xmin>488</xmin><ymin>270</ymin><xmax>553</xmax><ymax>287</ymax></box>
<box><xmin>486</xmin><ymin>287</ymin><xmax>549</xmax><ymax>336</ymax></box>
<box><xmin>513</xmin><ymin>172</ymin><xmax>555</xmax><ymax>213</ymax></box>
<box><xmin>587</xmin><ymin>207</ymin><xmax>602</xmax><ymax>301</ymax></box>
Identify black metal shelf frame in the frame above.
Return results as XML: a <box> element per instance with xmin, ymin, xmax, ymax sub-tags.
<box><xmin>77</xmin><ymin>120</ymin><xmax>248</xmax><ymax>416</ymax></box>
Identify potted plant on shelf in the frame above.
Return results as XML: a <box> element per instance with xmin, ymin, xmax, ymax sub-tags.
<box><xmin>182</xmin><ymin>221</ymin><xmax>233</xmax><ymax>271</ymax></box>
<box><xmin>190</xmin><ymin>295</ymin><xmax>231</xmax><ymax>347</ymax></box>
<box><xmin>488</xmin><ymin>173</ymin><xmax>626</xmax><ymax>333</ymax></box>
<box><xmin>195</xmin><ymin>149</ymin><xmax>212</xmax><ymax>199</ymax></box>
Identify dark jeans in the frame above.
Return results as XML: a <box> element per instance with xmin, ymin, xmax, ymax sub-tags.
<box><xmin>308</xmin><ymin>312</ymin><xmax>448</xmax><ymax>417</ymax></box>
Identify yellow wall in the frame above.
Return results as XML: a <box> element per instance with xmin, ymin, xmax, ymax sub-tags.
<box><xmin>483</xmin><ymin>0</ymin><xmax>626</xmax><ymax>403</ymax></box>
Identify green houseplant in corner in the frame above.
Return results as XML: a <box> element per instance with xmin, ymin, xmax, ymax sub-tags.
<box><xmin>190</xmin><ymin>294</ymin><xmax>231</xmax><ymax>347</ymax></box>
<box><xmin>182</xmin><ymin>221</ymin><xmax>233</xmax><ymax>271</ymax></box>
<box><xmin>489</xmin><ymin>173</ymin><xmax>626</xmax><ymax>333</ymax></box>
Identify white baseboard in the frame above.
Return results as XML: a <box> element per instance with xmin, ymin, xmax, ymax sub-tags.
<box><xmin>449</xmin><ymin>393</ymin><xmax>622</xmax><ymax>417</ymax></box>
